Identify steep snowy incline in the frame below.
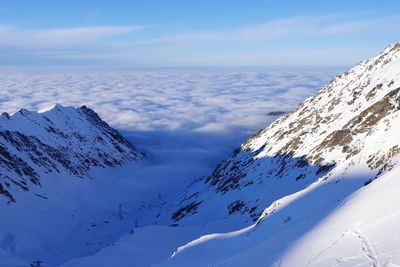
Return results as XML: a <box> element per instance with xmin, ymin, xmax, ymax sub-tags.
<box><xmin>153</xmin><ymin>43</ymin><xmax>400</xmax><ymax>227</ymax></box>
<box><xmin>162</xmin><ymin>158</ymin><xmax>400</xmax><ymax>266</ymax></box>
<box><xmin>0</xmin><ymin>104</ymin><xmax>143</xmax><ymax>203</ymax></box>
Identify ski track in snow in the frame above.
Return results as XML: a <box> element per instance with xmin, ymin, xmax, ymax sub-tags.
<box><xmin>351</xmin><ymin>227</ymin><xmax>380</xmax><ymax>267</ymax></box>
<box><xmin>305</xmin><ymin>237</ymin><xmax>341</xmax><ymax>267</ymax></box>
<box><xmin>306</xmin><ymin>227</ymin><xmax>380</xmax><ymax>267</ymax></box>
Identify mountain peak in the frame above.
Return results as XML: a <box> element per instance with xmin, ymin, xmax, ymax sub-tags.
<box><xmin>0</xmin><ymin>104</ymin><xmax>143</xmax><ymax>203</ymax></box>
<box><xmin>383</xmin><ymin>42</ymin><xmax>400</xmax><ymax>54</ymax></box>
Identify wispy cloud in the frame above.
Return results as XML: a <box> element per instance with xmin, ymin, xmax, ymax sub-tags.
<box><xmin>0</xmin><ymin>25</ymin><xmax>145</xmax><ymax>47</ymax></box>
<box><xmin>137</xmin><ymin>15</ymin><xmax>400</xmax><ymax>48</ymax></box>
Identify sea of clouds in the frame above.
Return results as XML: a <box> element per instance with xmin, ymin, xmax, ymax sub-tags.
<box><xmin>0</xmin><ymin>67</ymin><xmax>341</xmax><ymax>133</ymax></box>
<box><xmin>0</xmin><ymin>67</ymin><xmax>344</xmax><ymax>198</ymax></box>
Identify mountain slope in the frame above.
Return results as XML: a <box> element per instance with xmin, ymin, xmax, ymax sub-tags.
<box><xmin>153</xmin><ymin>43</ymin><xmax>400</xmax><ymax>228</ymax></box>
<box><xmin>153</xmin><ymin>43</ymin><xmax>400</xmax><ymax>265</ymax></box>
<box><xmin>0</xmin><ymin>104</ymin><xmax>143</xmax><ymax>203</ymax></box>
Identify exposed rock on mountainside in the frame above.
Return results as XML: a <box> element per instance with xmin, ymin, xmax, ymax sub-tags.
<box><xmin>0</xmin><ymin>104</ymin><xmax>143</xmax><ymax>203</ymax></box>
<box><xmin>157</xmin><ymin>43</ymin><xmax>400</xmax><ymax>226</ymax></box>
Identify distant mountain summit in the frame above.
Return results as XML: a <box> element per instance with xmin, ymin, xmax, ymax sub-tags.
<box><xmin>0</xmin><ymin>104</ymin><xmax>143</xmax><ymax>203</ymax></box>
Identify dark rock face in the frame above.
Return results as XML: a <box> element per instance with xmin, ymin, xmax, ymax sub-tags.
<box><xmin>171</xmin><ymin>201</ymin><xmax>203</xmax><ymax>222</ymax></box>
<box><xmin>267</xmin><ymin>111</ymin><xmax>286</xmax><ymax>116</ymax></box>
<box><xmin>152</xmin><ymin>145</ymin><xmax>336</xmax><ymax>226</ymax></box>
<box><xmin>0</xmin><ymin>105</ymin><xmax>143</xmax><ymax>203</ymax></box>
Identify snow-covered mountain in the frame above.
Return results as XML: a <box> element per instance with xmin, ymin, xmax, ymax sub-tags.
<box><xmin>0</xmin><ymin>104</ymin><xmax>143</xmax><ymax>204</ymax></box>
<box><xmin>154</xmin><ymin>43</ymin><xmax>400</xmax><ymax>266</ymax></box>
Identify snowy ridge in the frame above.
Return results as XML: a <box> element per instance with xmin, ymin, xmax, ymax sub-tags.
<box><xmin>244</xmin><ymin>43</ymin><xmax>400</xmax><ymax>165</ymax></box>
<box><xmin>0</xmin><ymin>104</ymin><xmax>143</xmax><ymax>203</ymax></box>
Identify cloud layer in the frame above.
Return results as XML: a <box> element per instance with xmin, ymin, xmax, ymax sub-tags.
<box><xmin>0</xmin><ymin>68</ymin><xmax>342</xmax><ymax>135</ymax></box>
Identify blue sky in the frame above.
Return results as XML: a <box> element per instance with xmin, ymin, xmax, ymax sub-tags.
<box><xmin>1</xmin><ymin>0</ymin><xmax>399</xmax><ymax>67</ymax></box>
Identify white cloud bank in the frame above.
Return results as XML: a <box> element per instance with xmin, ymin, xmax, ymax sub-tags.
<box><xmin>0</xmin><ymin>68</ymin><xmax>342</xmax><ymax>134</ymax></box>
